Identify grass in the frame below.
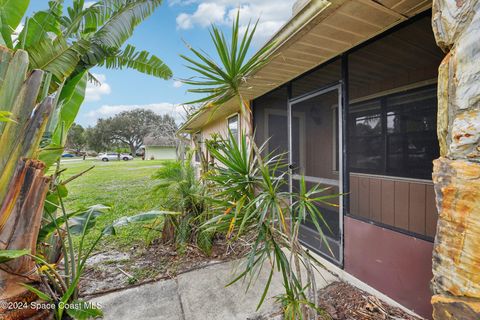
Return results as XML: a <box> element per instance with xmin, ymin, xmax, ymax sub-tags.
<box><xmin>53</xmin><ymin>158</ymin><xmax>168</xmax><ymax>252</ymax></box>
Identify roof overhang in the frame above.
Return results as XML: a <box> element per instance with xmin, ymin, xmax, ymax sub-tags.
<box><xmin>178</xmin><ymin>0</ymin><xmax>432</xmax><ymax>134</ymax></box>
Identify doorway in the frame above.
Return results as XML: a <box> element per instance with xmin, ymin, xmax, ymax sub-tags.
<box><xmin>288</xmin><ymin>84</ymin><xmax>344</xmax><ymax>265</ymax></box>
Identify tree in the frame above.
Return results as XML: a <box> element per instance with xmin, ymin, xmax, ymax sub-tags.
<box><xmin>92</xmin><ymin>109</ymin><xmax>177</xmax><ymax>155</ymax></box>
<box><xmin>430</xmin><ymin>2</ymin><xmax>480</xmax><ymax>319</ymax></box>
<box><xmin>66</xmin><ymin>123</ymin><xmax>86</xmax><ymax>153</ymax></box>
<box><xmin>0</xmin><ymin>1</ymin><xmax>171</xmax><ymax>318</ymax></box>
<box><xmin>85</xmin><ymin>125</ymin><xmax>109</xmax><ymax>152</ymax></box>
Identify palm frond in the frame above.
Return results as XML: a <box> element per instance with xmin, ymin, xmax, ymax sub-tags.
<box><xmin>102</xmin><ymin>44</ymin><xmax>172</xmax><ymax>79</ymax></box>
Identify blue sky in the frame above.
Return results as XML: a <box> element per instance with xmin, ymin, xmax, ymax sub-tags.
<box><xmin>26</xmin><ymin>0</ymin><xmax>295</xmax><ymax>127</ymax></box>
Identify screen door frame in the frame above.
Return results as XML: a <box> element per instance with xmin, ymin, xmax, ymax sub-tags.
<box><xmin>287</xmin><ymin>82</ymin><xmax>344</xmax><ymax>266</ymax></box>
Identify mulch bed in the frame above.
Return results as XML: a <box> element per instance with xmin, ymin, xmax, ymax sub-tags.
<box><xmin>80</xmin><ymin>236</ymin><xmax>250</xmax><ymax>297</ymax></box>
<box><xmin>317</xmin><ymin>282</ymin><xmax>422</xmax><ymax>320</ymax></box>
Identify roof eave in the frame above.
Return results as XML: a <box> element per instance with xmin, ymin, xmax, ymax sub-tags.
<box><xmin>177</xmin><ymin>0</ymin><xmax>332</xmax><ymax>134</ymax></box>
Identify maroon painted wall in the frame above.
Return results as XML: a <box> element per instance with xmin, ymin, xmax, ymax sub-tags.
<box><xmin>344</xmin><ymin>216</ymin><xmax>434</xmax><ymax>319</ymax></box>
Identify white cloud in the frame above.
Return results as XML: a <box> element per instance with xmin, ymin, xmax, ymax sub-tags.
<box><xmin>176</xmin><ymin>2</ymin><xmax>226</xmax><ymax>29</ymax></box>
<box><xmin>173</xmin><ymin>80</ymin><xmax>183</xmax><ymax>88</ymax></box>
<box><xmin>86</xmin><ymin>103</ymin><xmax>186</xmax><ymax>124</ymax></box>
<box><xmin>85</xmin><ymin>73</ymin><xmax>112</xmax><ymax>102</ymax></box>
<box><xmin>174</xmin><ymin>0</ymin><xmax>296</xmax><ymax>44</ymax></box>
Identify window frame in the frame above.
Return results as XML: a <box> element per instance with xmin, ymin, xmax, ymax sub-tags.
<box><xmin>193</xmin><ymin>131</ymin><xmax>202</xmax><ymax>164</ymax></box>
<box><xmin>348</xmin><ymin>84</ymin><xmax>438</xmax><ymax>180</ymax></box>
<box><xmin>226</xmin><ymin>113</ymin><xmax>240</xmax><ymax>142</ymax></box>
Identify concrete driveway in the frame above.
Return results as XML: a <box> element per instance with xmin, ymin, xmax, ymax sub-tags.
<box><xmin>90</xmin><ymin>259</ymin><xmax>337</xmax><ymax>320</ymax></box>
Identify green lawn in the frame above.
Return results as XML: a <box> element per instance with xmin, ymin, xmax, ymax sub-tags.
<box><xmin>54</xmin><ymin>159</ymin><xmax>167</xmax><ymax>251</ymax></box>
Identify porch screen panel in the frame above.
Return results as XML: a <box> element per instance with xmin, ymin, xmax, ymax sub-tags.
<box><xmin>291</xmin><ymin>58</ymin><xmax>341</xmax><ymax>98</ymax></box>
<box><xmin>253</xmin><ymin>87</ymin><xmax>289</xmax><ymax>163</ymax></box>
<box><xmin>291</xmin><ymin>90</ymin><xmax>341</xmax><ymax>262</ymax></box>
<box><xmin>346</xmin><ymin>15</ymin><xmax>442</xmax><ymax>240</ymax></box>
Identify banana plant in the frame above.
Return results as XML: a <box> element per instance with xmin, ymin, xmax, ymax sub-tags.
<box><xmin>0</xmin><ymin>1</ymin><xmax>171</xmax><ymax>318</ymax></box>
<box><xmin>0</xmin><ymin>206</ymin><xmax>176</xmax><ymax>320</ymax></box>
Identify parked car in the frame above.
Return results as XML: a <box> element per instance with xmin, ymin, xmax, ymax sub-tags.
<box><xmin>61</xmin><ymin>153</ymin><xmax>75</xmax><ymax>158</ymax></box>
<box><xmin>97</xmin><ymin>153</ymin><xmax>134</xmax><ymax>161</ymax></box>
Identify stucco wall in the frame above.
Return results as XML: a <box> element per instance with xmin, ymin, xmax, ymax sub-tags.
<box><xmin>144</xmin><ymin>146</ymin><xmax>176</xmax><ymax>160</ymax></box>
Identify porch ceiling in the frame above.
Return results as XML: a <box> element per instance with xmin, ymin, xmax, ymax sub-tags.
<box><xmin>179</xmin><ymin>0</ymin><xmax>432</xmax><ymax>133</ymax></box>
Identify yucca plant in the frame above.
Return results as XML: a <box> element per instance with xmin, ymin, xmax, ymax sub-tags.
<box><xmin>152</xmin><ymin>154</ymin><xmax>214</xmax><ymax>255</ymax></box>
<box><xmin>181</xmin><ymin>11</ymin><xmax>275</xmax><ymax>138</ymax></box>
<box><xmin>203</xmin><ymin>132</ymin><xmax>338</xmax><ymax>319</ymax></box>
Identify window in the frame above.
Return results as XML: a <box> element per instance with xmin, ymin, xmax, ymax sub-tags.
<box><xmin>349</xmin><ymin>85</ymin><xmax>439</xmax><ymax>179</ymax></box>
<box><xmin>194</xmin><ymin>132</ymin><xmax>202</xmax><ymax>163</ymax></box>
<box><xmin>227</xmin><ymin>114</ymin><xmax>239</xmax><ymax>142</ymax></box>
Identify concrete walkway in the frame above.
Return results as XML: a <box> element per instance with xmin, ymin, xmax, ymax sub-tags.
<box><xmin>90</xmin><ymin>259</ymin><xmax>337</xmax><ymax>320</ymax></box>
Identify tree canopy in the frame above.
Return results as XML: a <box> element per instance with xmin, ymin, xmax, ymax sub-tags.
<box><xmin>65</xmin><ymin>123</ymin><xmax>86</xmax><ymax>153</ymax></box>
<box><xmin>86</xmin><ymin>109</ymin><xmax>177</xmax><ymax>154</ymax></box>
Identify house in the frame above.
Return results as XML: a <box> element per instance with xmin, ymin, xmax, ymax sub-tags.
<box><xmin>178</xmin><ymin>1</ymin><xmax>441</xmax><ymax>318</ymax></box>
<box><xmin>143</xmin><ymin>135</ymin><xmax>177</xmax><ymax>160</ymax></box>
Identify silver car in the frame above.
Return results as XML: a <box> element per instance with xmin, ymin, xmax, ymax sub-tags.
<box><xmin>97</xmin><ymin>153</ymin><xmax>133</xmax><ymax>161</ymax></box>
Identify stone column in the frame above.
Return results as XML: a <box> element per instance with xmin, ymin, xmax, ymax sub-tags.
<box><xmin>431</xmin><ymin>1</ymin><xmax>480</xmax><ymax>318</ymax></box>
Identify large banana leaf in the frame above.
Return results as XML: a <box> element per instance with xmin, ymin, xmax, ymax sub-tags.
<box><xmin>39</xmin><ymin>71</ymin><xmax>87</xmax><ymax>168</ymax></box>
<box><xmin>0</xmin><ymin>0</ymin><xmax>30</xmax><ymax>31</ymax></box>
<box><xmin>61</xmin><ymin>0</ymin><xmax>101</xmax><ymax>38</ymax></box>
<box><xmin>103</xmin><ymin>210</ymin><xmax>179</xmax><ymax>235</ymax></box>
<box><xmin>17</xmin><ymin>10</ymin><xmax>62</xmax><ymax>50</ymax></box>
<box><xmin>0</xmin><ymin>249</ymin><xmax>29</xmax><ymax>263</ymax></box>
<box><xmin>39</xmin><ymin>205</ymin><xmax>110</xmax><ymax>242</ymax></box>
<box><xmin>0</xmin><ymin>50</ymin><xmax>29</xmax><ymax>120</ymax></box>
<box><xmin>92</xmin><ymin>0</ymin><xmax>162</xmax><ymax>49</ymax></box>
<box><xmin>29</xmin><ymin>37</ymin><xmax>89</xmax><ymax>85</ymax></box>
<box><xmin>102</xmin><ymin>44</ymin><xmax>172</xmax><ymax>79</ymax></box>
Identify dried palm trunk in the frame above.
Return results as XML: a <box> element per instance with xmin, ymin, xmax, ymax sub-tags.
<box><xmin>0</xmin><ymin>47</ymin><xmax>53</xmax><ymax>319</ymax></box>
<box><xmin>431</xmin><ymin>1</ymin><xmax>480</xmax><ymax>318</ymax></box>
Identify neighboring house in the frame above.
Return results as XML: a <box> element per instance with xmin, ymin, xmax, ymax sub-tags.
<box><xmin>179</xmin><ymin>1</ymin><xmax>440</xmax><ymax>318</ymax></box>
<box><xmin>143</xmin><ymin>135</ymin><xmax>177</xmax><ymax>160</ymax></box>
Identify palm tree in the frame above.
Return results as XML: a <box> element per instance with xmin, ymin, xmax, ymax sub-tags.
<box><xmin>180</xmin><ymin>12</ymin><xmax>274</xmax><ymax>138</ymax></box>
<box><xmin>0</xmin><ymin>1</ymin><xmax>171</xmax><ymax>317</ymax></box>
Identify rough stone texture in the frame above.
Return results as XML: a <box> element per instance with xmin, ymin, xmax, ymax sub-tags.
<box><xmin>432</xmin><ymin>0</ymin><xmax>480</xmax><ymax>160</ymax></box>
<box><xmin>431</xmin><ymin>0</ymin><xmax>480</xmax><ymax>318</ymax></box>
<box><xmin>432</xmin><ymin>158</ymin><xmax>480</xmax><ymax>297</ymax></box>
<box><xmin>432</xmin><ymin>294</ymin><xmax>480</xmax><ymax>320</ymax></box>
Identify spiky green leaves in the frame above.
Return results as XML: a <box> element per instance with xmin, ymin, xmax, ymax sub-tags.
<box><xmin>181</xmin><ymin>11</ymin><xmax>275</xmax><ymax>106</ymax></box>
